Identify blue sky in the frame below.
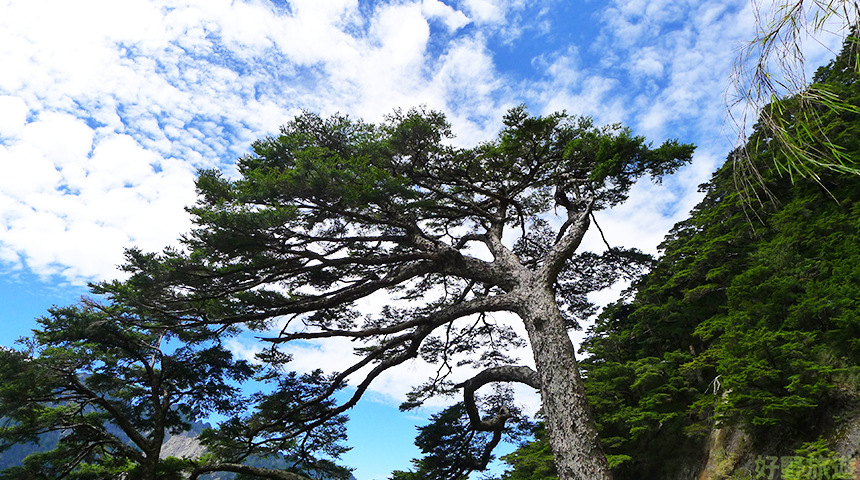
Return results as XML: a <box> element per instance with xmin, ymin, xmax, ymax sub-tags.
<box><xmin>0</xmin><ymin>0</ymin><xmax>849</xmax><ymax>478</ymax></box>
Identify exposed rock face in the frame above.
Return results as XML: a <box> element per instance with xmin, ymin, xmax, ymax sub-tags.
<box><xmin>835</xmin><ymin>415</ymin><xmax>860</xmax><ymax>455</ymax></box>
<box><xmin>690</xmin><ymin>408</ymin><xmax>860</xmax><ymax>480</ymax></box>
<box><xmin>696</xmin><ymin>427</ymin><xmax>748</xmax><ymax>480</ymax></box>
<box><xmin>833</xmin><ymin>414</ymin><xmax>860</xmax><ymax>478</ymax></box>
<box><xmin>160</xmin><ymin>429</ymin><xmax>208</xmax><ymax>460</ymax></box>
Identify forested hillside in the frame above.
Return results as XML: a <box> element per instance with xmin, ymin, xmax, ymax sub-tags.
<box><xmin>497</xmin><ymin>37</ymin><xmax>860</xmax><ymax>480</ymax></box>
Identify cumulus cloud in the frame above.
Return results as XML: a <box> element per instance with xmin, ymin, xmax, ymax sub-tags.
<box><xmin>463</xmin><ymin>0</ymin><xmax>505</xmax><ymax>25</ymax></box>
<box><xmin>0</xmin><ymin>97</ymin><xmax>28</xmax><ymax>139</ymax></box>
<box><xmin>0</xmin><ymin>0</ymin><xmax>521</xmax><ymax>283</ymax></box>
<box><xmin>0</xmin><ymin>0</ymin><xmax>849</xmax><ymax>406</ymax></box>
<box><xmin>422</xmin><ymin>0</ymin><xmax>471</xmax><ymax>32</ymax></box>
<box><xmin>629</xmin><ymin>47</ymin><xmax>664</xmax><ymax>78</ymax></box>
<box><xmin>0</xmin><ymin>109</ymin><xmax>198</xmax><ymax>280</ymax></box>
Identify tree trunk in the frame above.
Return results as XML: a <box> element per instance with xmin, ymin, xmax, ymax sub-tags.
<box><xmin>517</xmin><ymin>284</ymin><xmax>612</xmax><ymax>480</ymax></box>
<box><xmin>137</xmin><ymin>455</ymin><xmax>159</xmax><ymax>480</ymax></box>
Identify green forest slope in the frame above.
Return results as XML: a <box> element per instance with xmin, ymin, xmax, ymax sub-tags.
<box><xmin>497</xmin><ymin>37</ymin><xmax>860</xmax><ymax>480</ymax></box>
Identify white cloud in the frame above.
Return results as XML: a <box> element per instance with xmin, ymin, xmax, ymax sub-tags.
<box><xmin>422</xmin><ymin>0</ymin><xmax>471</xmax><ymax>32</ymax></box>
<box><xmin>0</xmin><ymin>0</ymin><xmax>840</xmax><ymax>334</ymax></box>
<box><xmin>0</xmin><ymin>106</ymin><xmax>197</xmax><ymax>282</ymax></box>
<box><xmin>0</xmin><ymin>0</ymin><xmax>851</xmax><ymax>442</ymax></box>
<box><xmin>428</xmin><ymin>36</ymin><xmax>509</xmax><ymax>127</ymax></box>
<box><xmin>630</xmin><ymin>47</ymin><xmax>664</xmax><ymax>78</ymax></box>
<box><xmin>594</xmin><ymin>0</ymin><xmax>840</xmax><ymax>145</ymax></box>
<box><xmin>0</xmin><ymin>96</ymin><xmax>28</xmax><ymax>139</ymax></box>
<box><xmin>0</xmin><ymin>0</ymin><xmax>527</xmax><ymax>282</ymax></box>
<box><xmin>534</xmin><ymin>46</ymin><xmax>581</xmax><ymax>88</ymax></box>
<box><xmin>463</xmin><ymin>0</ymin><xmax>504</xmax><ymax>25</ymax></box>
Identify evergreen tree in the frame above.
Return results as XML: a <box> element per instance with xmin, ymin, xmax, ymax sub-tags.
<box><xmin>495</xmin><ymin>423</ymin><xmax>557</xmax><ymax>480</ymax></box>
<box><xmin>98</xmin><ymin>105</ymin><xmax>694</xmax><ymax>480</ymax></box>
<box><xmin>389</xmin><ymin>388</ymin><xmax>533</xmax><ymax>480</ymax></box>
<box><xmin>498</xmin><ymin>35</ymin><xmax>860</xmax><ymax>480</ymax></box>
<box><xmin>0</xmin><ymin>297</ymin><xmax>350</xmax><ymax>480</ymax></box>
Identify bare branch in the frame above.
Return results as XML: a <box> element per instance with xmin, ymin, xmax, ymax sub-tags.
<box><xmin>263</xmin><ymin>281</ymin><xmax>508</xmax><ymax>348</ymax></box>
<box><xmin>246</xmin><ymin>294</ymin><xmax>520</xmax><ymax>448</ymax></box>
<box><xmin>455</xmin><ymin>365</ymin><xmax>540</xmax><ymax>432</ymax></box>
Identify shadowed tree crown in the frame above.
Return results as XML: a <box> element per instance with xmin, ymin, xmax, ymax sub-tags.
<box><xmin>0</xmin><ymin>298</ymin><xmax>352</xmax><ymax>480</ymax></box>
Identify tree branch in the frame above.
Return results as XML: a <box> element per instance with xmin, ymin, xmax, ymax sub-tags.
<box><xmin>252</xmin><ymin>295</ymin><xmax>520</xmax><ymax>444</ymax></box>
<box><xmin>455</xmin><ymin>365</ymin><xmax>539</xmax><ymax>432</ymax></box>
<box><xmin>445</xmin><ymin>365</ymin><xmax>540</xmax><ymax>477</ymax></box>
<box><xmin>540</xmin><ymin>197</ymin><xmax>594</xmax><ymax>281</ymax></box>
<box><xmin>67</xmin><ymin>376</ymin><xmax>153</xmax><ymax>458</ymax></box>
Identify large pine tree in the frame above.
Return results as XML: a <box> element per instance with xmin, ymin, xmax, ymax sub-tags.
<box><xmin>96</xmin><ymin>106</ymin><xmax>694</xmax><ymax>480</ymax></box>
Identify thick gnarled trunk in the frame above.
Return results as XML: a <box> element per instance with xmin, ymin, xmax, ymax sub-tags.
<box><xmin>518</xmin><ymin>285</ymin><xmax>612</xmax><ymax>480</ymax></box>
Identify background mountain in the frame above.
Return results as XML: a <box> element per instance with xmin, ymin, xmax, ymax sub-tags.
<box><xmin>0</xmin><ymin>419</ymin><xmax>357</xmax><ymax>480</ymax></box>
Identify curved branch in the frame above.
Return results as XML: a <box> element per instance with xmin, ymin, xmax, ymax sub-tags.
<box><xmin>450</xmin><ymin>365</ymin><xmax>540</xmax><ymax>476</ymax></box>
<box><xmin>455</xmin><ymin>365</ymin><xmax>540</xmax><ymax>432</ymax></box>
<box><xmin>263</xmin><ymin>285</ymin><xmax>513</xmax><ymax>345</ymax></box>
<box><xmin>303</xmin><ymin>294</ymin><xmax>517</xmax><ymax>414</ymax></box>
<box><xmin>243</xmin><ymin>294</ymin><xmax>521</xmax><ymax>453</ymax></box>
<box><xmin>453</xmin><ymin>233</ymin><xmax>487</xmax><ymax>250</ymax></box>
<box><xmin>164</xmin><ymin>244</ymin><xmax>513</xmax><ymax>331</ymax></box>
<box><xmin>151</xmin><ymin>260</ymin><xmax>437</xmax><ymax>329</ymax></box>
<box><xmin>412</xmin><ymin>177</ymin><xmax>497</xmax><ymax>219</ymax></box>
<box><xmin>480</xmin><ymin>220</ymin><xmax>525</xmax><ymax>277</ymax></box>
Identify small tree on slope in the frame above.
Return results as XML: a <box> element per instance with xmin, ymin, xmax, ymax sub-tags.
<box><xmin>102</xmin><ymin>106</ymin><xmax>694</xmax><ymax>480</ymax></box>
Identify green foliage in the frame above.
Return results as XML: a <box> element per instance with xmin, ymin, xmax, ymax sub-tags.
<box><xmin>90</xmin><ymin>104</ymin><xmax>693</xmax><ymax>480</ymax></box>
<box><xmin>496</xmin><ymin>423</ymin><xmax>557</xmax><ymax>480</ymax></box>
<box><xmin>198</xmin><ymin>368</ymin><xmax>352</xmax><ymax>480</ymax></box>
<box><xmin>498</xmin><ymin>37</ymin><xmax>860</xmax><ymax>480</ymax></box>
<box><xmin>105</xmin><ymin>104</ymin><xmax>692</xmax><ymax>338</ymax></box>
<box><xmin>7</xmin><ymin>104</ymin><xmax>699</xmax><ymax>479</ymax></box>
<box><xmin>782</xmin><ymin>439</ymin><xmax>852</xmax><ymax>480</ymax></box>
<box><xmin>391</xmin><ymin>396</ymin><xmax>532</xmax><ymax>480</ymax></box>
<box><xmin>731</xmin><ymin>3</ymin><xmax>860</xmax><ymax>183</ymax></box>
<box><xmin>587</xmin><ymin>39</ymin><xmax>860</xmax><ymax>478</ymax></box>
<box><xmin>0</xmin><ymin>300</ymin><xmax>253</xmax><ymax>478</ymax></box>
<box><xmin>389</xmin><ymin>404</ymin><xmax>483</xmax><ymax>480</ymax></box>
<box><xmin>0</xmin><ymin>297</ymin><xmax>350</xmax><ymax>479</ymax></box>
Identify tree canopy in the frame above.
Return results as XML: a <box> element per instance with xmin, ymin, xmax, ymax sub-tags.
<box><xmin>83</xmin><ymin>105</ymin><xmax>694</xmax><ymax>480</ymax></box>
<box><xmin>498</xmin><ymin>36</ymin><xmax>860</xmax><ymax>480</ymax></box>
<box><xmin>0</xmin><ymin>298</ymin><xmax>352</xmax><ymax>480</ymax></box>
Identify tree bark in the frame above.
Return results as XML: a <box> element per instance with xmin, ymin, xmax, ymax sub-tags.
<box><xmin>516</xmin><ymin>283</ymin><xmax>612</xmax><ymax>480</ymax></box>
